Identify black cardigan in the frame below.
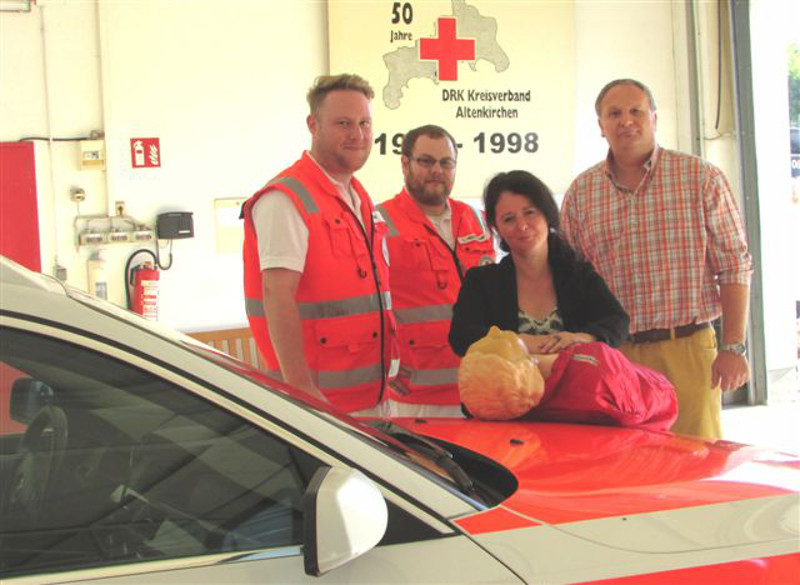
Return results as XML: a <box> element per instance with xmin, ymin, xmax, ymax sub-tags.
<box><xmin>449</xmin><ymin>234</ymin><xmax>629</xmax><ymax>356</ymax></box>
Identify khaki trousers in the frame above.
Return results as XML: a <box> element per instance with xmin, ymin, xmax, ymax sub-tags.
<box><xmin>620</xmin><ymin>326</ymin><xmax>722</xmax><ymax>440</ymax></box>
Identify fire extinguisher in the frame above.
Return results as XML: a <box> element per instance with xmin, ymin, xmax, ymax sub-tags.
<box><xmin>125</xmin><ymin>249</ymin><xmax>160</xmax><ymax>321</ymax></box>
<box><xmin>131</xmin><ymin>261</ymin><xmax>159</xmax><ymax>320</ymax></box>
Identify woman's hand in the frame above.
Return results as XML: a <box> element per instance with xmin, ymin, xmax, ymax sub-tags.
<box><xmin>521</xmin><ymin>332</ymin><xmax>595</xmax><ymax>354</ymax></box>
<box><xmin>519</xmin><ymin>334</ymin><xmax>552</xmax><ymax>354</ymax></box>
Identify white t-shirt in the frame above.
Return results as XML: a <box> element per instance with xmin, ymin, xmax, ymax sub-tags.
<box><xmin>252</xmin><ymin>192</ymin><xmax>309</xmax><ymax>272</ymax></box>
<box><xmin>253</xmin><ymin>153</ymin><xmax>365</xmax><ymax>272</ymax></box>
<box><xmin>426</xmin><ymin>201</ymin><xmax>454</xmax><ymax>249</ymax></box>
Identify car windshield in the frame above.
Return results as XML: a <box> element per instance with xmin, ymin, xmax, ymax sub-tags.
<box><xmin>64</xmin><ymin>285</ymin><xmax>489</xmax><ymax>508</ymax></box>
<box><xmin>183</xmin><ymin>344</ymin><xmax>490</xmax><ymax>507</ymax></box>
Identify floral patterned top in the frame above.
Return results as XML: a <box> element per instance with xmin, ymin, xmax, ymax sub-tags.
<box><xmin>518</xmin><ymin>306</ymin><xmax>564</xmax><ymax>335</ymax></box>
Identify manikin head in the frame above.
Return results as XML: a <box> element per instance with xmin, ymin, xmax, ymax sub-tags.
<box><xmin>458</xmin><ymin>327</ymin><xmax>545</xmax><ymax>420</ymax></box>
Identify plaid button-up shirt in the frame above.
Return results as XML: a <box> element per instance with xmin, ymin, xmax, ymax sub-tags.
<box><xmin>561</xmin><ymin>146</ymin><xmax>752</xmax><ymax>335</ymax></box>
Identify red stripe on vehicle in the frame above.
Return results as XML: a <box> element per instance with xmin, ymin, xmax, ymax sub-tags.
<box><xmin>454</xmin><ymin>505</ymin><xmax>539</xmax><ymax>535</ymax></box>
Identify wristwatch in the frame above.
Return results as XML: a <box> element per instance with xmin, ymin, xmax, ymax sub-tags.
<box><xmin>719</xmin><ymin>342</ymin><xmax>747</xmax><ymax>355</ymax></box>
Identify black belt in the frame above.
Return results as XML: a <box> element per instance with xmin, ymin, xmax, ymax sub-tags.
<box><xmin>629</xmin><ymin>321</ymin><xmax>710</xmax><ymax>344</ymax></box>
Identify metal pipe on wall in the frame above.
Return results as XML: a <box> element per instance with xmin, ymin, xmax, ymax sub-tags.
<box><xmin>39</xmin><ymin>4</ymin><xmax>62</xmax><ymax>277</ymax></box>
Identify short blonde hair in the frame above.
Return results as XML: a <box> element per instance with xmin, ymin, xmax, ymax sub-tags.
<box><xmin>307</xmin><ymin>74</ymin><xmax>375</xmax><ymax>115</ymax></box>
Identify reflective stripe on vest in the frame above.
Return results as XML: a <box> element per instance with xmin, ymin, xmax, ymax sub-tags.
<box><xmin>270</xmin><ymin>176</ymin><xmax>319</xmax><ymax>215</ymax></box>
<box><xmin>264</xmin><ymin>364</ymin><xmax>384</xmax><ymax>390</ymax></box>
<box><xmin>376</xmin><ymin>205</ymin><xmax>400</xmax><ymax>237</ymax></box>
<box><xmin>246</xmin><ymin>291</ymin><xmax>392</xmax><ymax>319</ymax></box>
<box><xmin>398</xmin><ymin>364</ymin><xmax>459</xmax><ymax>387</ymax></box>
<box><xmin>394</xmin><ymin>303</ymin><xmax>453</xmax><ymax>325</ymax></box>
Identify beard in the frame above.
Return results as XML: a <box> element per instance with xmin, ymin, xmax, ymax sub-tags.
<box><xmin>407</xmin><ymin>177</ymin><xmax>451</xmax><ymax>206</ymax></box>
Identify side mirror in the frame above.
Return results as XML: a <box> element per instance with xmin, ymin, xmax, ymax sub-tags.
<box><xmin>10</xmin><ymin>378</ymin><xmax>54</xmax><ymax>424</ymax></box>
<box><xmin>303</xmin><ymin>466</ymin><xmax>387</xmax><ymax>576</ymax></box>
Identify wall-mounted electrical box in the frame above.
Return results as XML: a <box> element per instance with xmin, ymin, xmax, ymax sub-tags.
<box><xmin>108</xmin><ymin>230</ymin><xmax>131</xmax><ymax>243</ymax></box>
<box><xmin>74</xmin><ymin>212</ymin><xmax>155</xmax><ymax>249</ymax></box>
<box><xmin>133</xmin><ymin>230</ymin><xmax>155</xmax><ymax>242</ymax></box>
<box><xmin>79</xmin><ymin>232</ymin><xmax>107</xmax><ymax>246</ymax></box>
<box><xmin>80</xmin><ymin>140</ymin><xmax>106</xmax><ymax>170</ymax></box>
<box><xmin>157</xmin><ymin>212</ymin><xmax>194</xmax><ymax>239</ymax></box>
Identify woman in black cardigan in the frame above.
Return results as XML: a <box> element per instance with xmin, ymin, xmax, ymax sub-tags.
<box><xmin>449</xmin><ymin>170</ymin><xmax>629</xmax><ymax>357</ymax></box>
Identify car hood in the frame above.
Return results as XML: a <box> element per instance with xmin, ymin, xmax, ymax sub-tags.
<box><xmin>400</xmin><ymin>419</ymin><xmax>800</xmax><ymax>555</ymax></box>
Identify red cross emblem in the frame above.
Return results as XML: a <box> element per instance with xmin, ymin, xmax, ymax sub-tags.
<box><xmin>419</xmin><ymin>18</ymin><xmax>475</xmax><ymax>82</ymax></box>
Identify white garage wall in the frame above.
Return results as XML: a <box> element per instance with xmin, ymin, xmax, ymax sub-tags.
<box><xmin>97</xmin><ymin>0</ymin><xmax>329</xmax><ymax>332</ymax></box>
<box><xmin>572</xmin><ymin>1</ymin><xmax>690</xmax><ymax>175</ymax></box>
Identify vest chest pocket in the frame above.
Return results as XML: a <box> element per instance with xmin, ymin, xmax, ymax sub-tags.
<box><xmin>312</xmin><ymin>314</ymin><xmax>381</xmax><ymax>372</ymax></box>
<box><xmin>398</xmin><ymin>321</ymin><xmax>453</xmax><ymax>370</ymax></box>
<box><xmin>323</xmin><ymin>214</ymin><xmax>372</xmax><ymax>277</ymax></box>
<box><xmin>395</xmin><ymin>237</ymin><xmax>433</xmax><ymax>270</ymax></box>
<box><xmin>323</xmin><ymin>214</ymin><xmax>352</xmax><ymax>257</ymax></box>
<box><xmin>324</xmin><ymin>213</ymin><xmax>370</xmax><ymax>258</ymax></box>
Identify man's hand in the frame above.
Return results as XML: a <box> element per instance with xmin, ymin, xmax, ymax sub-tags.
<box><xmin>711</xmin><ymin>351</ymin><xmax>750</xmax><ymax>392</ymax></box>
<box><xmin>715</xmin><ymin>283</ymin><xmax>750</xmax><ymax>392</ymax></box>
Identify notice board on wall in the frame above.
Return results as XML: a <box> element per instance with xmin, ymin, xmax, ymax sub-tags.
<box><xmin>328</xmin><ymin>0</ymin><xmax>576</xmax><ymax>201</ymax></box>
<box><xmin>0</xmin><ymin>141</ymin><xmax>41</xmax><ymax>272</ymax></box>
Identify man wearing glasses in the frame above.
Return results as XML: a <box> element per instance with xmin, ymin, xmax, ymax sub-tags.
<box><xmin>377</xmin><ymin>125</ymin><xmax>495</xmax><ymax>417</ymax></box>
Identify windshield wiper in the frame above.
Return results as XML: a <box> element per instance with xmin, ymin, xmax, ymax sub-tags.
<box><xmin>368</xmin><ymin>421</ymin><xmax>483</xmax><ymax>503</ymax></box>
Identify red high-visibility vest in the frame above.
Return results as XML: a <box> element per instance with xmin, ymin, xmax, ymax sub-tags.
<box><xmin>377</xmin><ymin>189</ymin><xmax>495</xmax><ymax>405</ymax></box>
<box><xmin>242</xmin><ymin>153</ymin><xmax>397</xmax><ymax>412</ymax></box>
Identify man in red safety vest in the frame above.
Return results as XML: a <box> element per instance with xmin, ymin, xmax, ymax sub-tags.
<box><xmin>242</xmin><ymin>74</ymin><xmax>398</xmax><ymax>414</ymax></box>
<box><xmin>377</xmin><ymin>125</ymin><xmax>495</xmax><ymax>417</ymax></box>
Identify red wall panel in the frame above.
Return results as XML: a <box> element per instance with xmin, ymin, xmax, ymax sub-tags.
<box><xmin>0</xmin><ymin>141</ymin><xmax>41</xmax><ymax>272</ymax></box>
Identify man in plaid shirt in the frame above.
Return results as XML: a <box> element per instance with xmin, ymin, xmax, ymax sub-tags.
<box><xmin>561</xmin><ymin>78</ymin><xmax>753</xmax><ymax>440</ymax></box>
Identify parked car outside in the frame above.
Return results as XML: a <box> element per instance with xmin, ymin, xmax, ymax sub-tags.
<box><xmin>1</xmin><ymin>255</ymin><xmax>798</xmax><ymax>584</ymax></box>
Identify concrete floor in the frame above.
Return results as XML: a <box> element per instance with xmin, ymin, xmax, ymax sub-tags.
<box><xmin>722</xmin><ymin>367</ymin><xmax>800</xmax><ymax>455</ymax></box>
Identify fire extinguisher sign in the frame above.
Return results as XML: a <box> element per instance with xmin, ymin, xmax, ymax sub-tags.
<box><xmin>130</xmin><ymin>138</ymin><xmax>161</xmax><ymax>168</ymax></box>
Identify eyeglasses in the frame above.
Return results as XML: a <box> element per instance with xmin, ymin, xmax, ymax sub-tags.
<box><xmin>411</xmin><ymin>156</ymin><xmax>457</xmax><ymax>170</ymax></box>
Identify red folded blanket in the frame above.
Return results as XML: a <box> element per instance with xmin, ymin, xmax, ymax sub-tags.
<box><xmin>520</xmin><ymin>342</ymin><xmax>677</xmax><ymax>431</ymax></box>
